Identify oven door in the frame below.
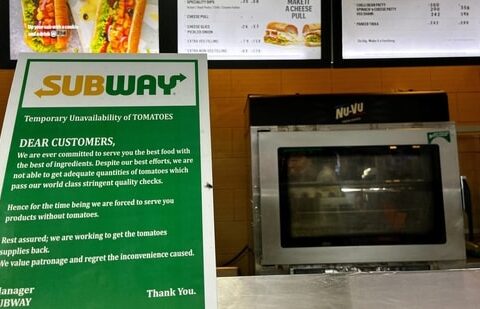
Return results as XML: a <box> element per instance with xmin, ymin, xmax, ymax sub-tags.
<box><xmin>257</xmin><ymin>123</ymin><xmax>465</xmax><ymax>265</ymax></box>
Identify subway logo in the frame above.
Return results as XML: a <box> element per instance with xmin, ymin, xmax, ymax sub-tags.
<box><xmin>34</xmin><ymin>74</ymin><xmax>187</xmax><ymax>98</ymax></box>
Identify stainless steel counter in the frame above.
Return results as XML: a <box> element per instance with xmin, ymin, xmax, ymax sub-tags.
<box><xmin>217</xmin><ymin>268</ymin><xmax>480</xmax><ymax>308</ymax></box>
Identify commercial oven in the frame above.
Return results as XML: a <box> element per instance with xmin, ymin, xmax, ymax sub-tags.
<box><xmin>249</xmin><ymin>92</ymin><xmax>466</xmax><ymax>274</ymax></box>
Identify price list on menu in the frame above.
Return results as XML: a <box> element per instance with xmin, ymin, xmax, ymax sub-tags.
<box><xmin>342</xmin><ymin>0</ymin><xmax>480</xmax><ymax>59</ymax></box>
<box><xmin>178</xmin><ymin>0</ymin><xmax>322</xmax><ymax>60</ymax></box>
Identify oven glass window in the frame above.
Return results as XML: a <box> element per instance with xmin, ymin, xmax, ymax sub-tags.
<box><xmin>278</xmin><ymin>145</ymin><xmax>446</xmax><ymax>247</ymax></box>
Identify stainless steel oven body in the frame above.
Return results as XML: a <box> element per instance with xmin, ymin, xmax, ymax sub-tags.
<box><xmin>251</xmin><ymin>122</ymin><xmax>466</xmax><ymax>273</ymax></box>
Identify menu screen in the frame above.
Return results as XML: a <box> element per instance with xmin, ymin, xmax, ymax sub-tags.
<box><xmin>178</xmin><ymin>0</ymin><xmax>322</xmax><ymax>60</ymax></box>
<box><xmin>342</xmin><ymin>0</ymin><xmax>480</xmax><ymax>59</ymax></box>
<box><xmin>9</xmin><ymin>0</ymin><xmax>159</xmax><ymax>60</ymax></box>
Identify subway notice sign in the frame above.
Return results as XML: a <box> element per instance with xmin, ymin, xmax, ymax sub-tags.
<box><xmin>0</xmin><ymin>54</ymin><xmax>217</xmax><ymax>308</ymax></box>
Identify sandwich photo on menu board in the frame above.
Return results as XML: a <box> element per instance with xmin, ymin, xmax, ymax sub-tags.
<box><xmin>263</xmin><ymin>22</ymin><xmax>321</xmax><ymax>47</ymax></box>
<box><xmin>9</xmin><ymin>0</ymin><xmax>159</xmax><ymax>59</ymax></box>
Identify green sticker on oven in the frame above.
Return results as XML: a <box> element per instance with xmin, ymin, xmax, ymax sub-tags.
<box><xmin>427</xmin><ymin>131</ymin><xmax>451</xmax><ymax>144</ymax></box>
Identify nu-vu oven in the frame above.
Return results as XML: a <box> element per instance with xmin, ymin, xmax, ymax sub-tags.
<box><xmin>249</xmin><ymin>92</ymin><xmax>466</xmax><ymax>274</ymax></box>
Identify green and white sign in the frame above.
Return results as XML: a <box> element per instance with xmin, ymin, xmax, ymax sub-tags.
<box><xmin>0</xmin><ymin>53</ymin><xmax>217</xmax><ymax>308</ymax></box>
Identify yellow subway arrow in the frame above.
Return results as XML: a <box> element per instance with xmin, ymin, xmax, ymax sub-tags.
<box><xmin>34</xmin><ymin>88</ymin><xmax>53</xmax><ymax>98</ymax></box>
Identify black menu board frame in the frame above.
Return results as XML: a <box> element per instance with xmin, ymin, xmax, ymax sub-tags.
<box><xmin>0</xmin><ymin>1</ymin><xmax>13</xmax><ymax>69</ymax></box>
<box><xmin>3</xmin><ymin>0</ymin><xmax>480</xmax><ymax>69</ymax></box>
<box><xmin>332</xmin><ymin>0</ymin><xmax>480</xmax><ymax>67</ymax></box>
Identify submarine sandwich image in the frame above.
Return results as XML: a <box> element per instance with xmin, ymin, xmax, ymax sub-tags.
<box><xmin>303</xmin><ymin>23</ymin><xmax>321</xmax><ymax>47</ymax></box>
<box><xmin>263</xmin><ymin>22</ymin><xmax>298</xmax><ymax>46</ymax></box>
<box><xmin>90</xmin><ymin>0</ymin><xmax>146</xmax><ymax>53</ymax></box>
<box><xmin>79</xmin><ymin>0</ymin><xmax>101</xmax><ymax>22</ymax></box>
<box><xmin>21</xmin><ymin>0</ymin><xmax>71</xmax><ymax>52</ymax></box>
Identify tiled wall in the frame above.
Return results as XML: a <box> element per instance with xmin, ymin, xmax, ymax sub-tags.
<box><xmin>208</xmin><ymin>66</ymin><xmax>480</xmax><ymax>275</ymax></box>
<box><xmin>2</xmin><ymin>66</ymin><xmax>480</xmax><ymax>275</ymax></box>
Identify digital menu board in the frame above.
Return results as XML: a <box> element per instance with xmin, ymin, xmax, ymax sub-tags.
<box><xmin>8</xmin><ymin>0</ymin><xmax>159</xmax><ymax>60</ymax></box>
<box><xmin>341</xmin><ymin>0</ymin><xmax>480</xmax><ymax>60</ymax></box>
<box><xmin>177</xmin><ymin>0</ymin><xmax>323</xmax><ymax>61</ymax></box>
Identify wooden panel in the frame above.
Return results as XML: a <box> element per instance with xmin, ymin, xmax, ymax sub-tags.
<box><xmin>380</xmin><ymin>67</ymin><xmax>432</xmax><ymax>92</ymax></box>
<box><xmin>216</xmin><ymin>253</ymin><xmax>252</xmax><ymax>276</ymax></box>
<box><xmin>431</xmin><ymin>66</ymin><xmax>480</xmax><ymax>93</ymax></box>
<box><xmin>213</xmin><ymin>188</ymin><xmax>236</xmax><ymax>222</ymax></box>
<box><xmin>0</xmin><ymin>70</ymin><xmax>14</xmax><ymax>118</ymax></box>
<box><xmin>211</xmin><ymin>127</ymin><xmax>233</xmax><ymax>158</ymax></box>
<box><xmin>209</xmin><ymin>69</ymin><xmax>233</xmax><ymax>98</ymax></box>
<box><xmin>456</xmin><ymin>92</ymin><xmax>480</xmax><ymax>123</ymax></box>
<box><xmin>214</xmin><ymin>221</ymin><xmax>249</xmax><ymax>254</ymax></box>
<box><xmin>458</xmin><ymin>134</ymin><xmax>480</xmax><ymax>152</ymax></box>
<box><xmin>211</xmin><ymin>127</ymin><xmax>249</xmax><ymax>159</ymax></box>
<box><xmin>210</xmin><ymin>97</ymin><xmax>248</xmax><ymax>128</ymax></box>
<box><xmin>280</xmin><ymin>69</ymin><xmax>332</xmax><ymax>94</ymax></box>
<box><xmin>215</xmin><ymin>219</ymin><xmax>252</xmax><ymax>276</ymax></box>
<box><xmin>230</xmin><ymin>69</ymin><xmax>282</xmax><ymax>98</ymax></box>
<box><xmin>448</xmin><ymin>93</ymin><xmax>459</xmax><ymax>121</ymax></box>
<box><xmin>212</xmin><ymin>187</ymin><xmax>250</xmax><ymax>222</ymax></box>
<box><xmin>457</xmin><ymin>132</ymin><xmax>480</xmax><ymax>234</ymax></box>
<box><xmin>232</xmin><ymin>188</ymin><xmax>250</xmax><ymax>222</ymax></box>
<box><xmin>0</xmin><ymin>70</ymin><xmax>14</xmax><ymax>96</ymax></box>
<box><xmin>232</xmin><ymin>128</ymin><xmax>249</xmax><ymax>155</ymax></box>
<box><xmin>212</xmin><ymin>157</ymin><xmax>249</xmax><ymax>190</ymax></box>
<box><xmin>459</xmin><ymin>153</ymin><xmax>477</xmax><ymax>175</ymax></box>
<box><xmin>331</xmin><ymin>68</ymin><xmax>382</xmax><ymax>93</ymax></box>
